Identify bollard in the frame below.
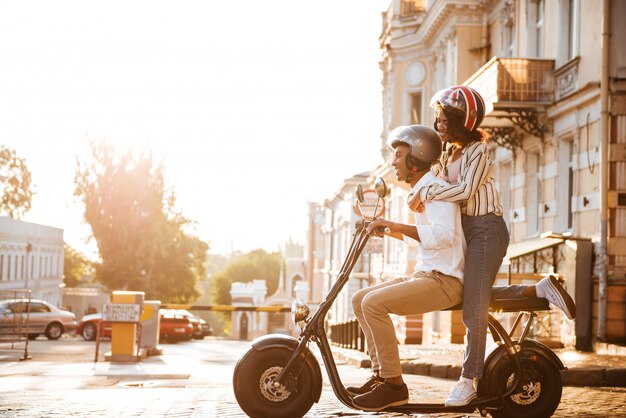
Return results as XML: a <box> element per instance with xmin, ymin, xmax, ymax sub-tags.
<box><xmin>140</xmin><ymin>300</ymin><xmax>162</xmax><ymax>356</ymax></box>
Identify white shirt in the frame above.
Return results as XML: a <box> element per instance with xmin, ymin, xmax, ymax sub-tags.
<box><xmin>404</xmin><ymin>171</ymin><xmax>466</xmax><ymax>281</ymax></box>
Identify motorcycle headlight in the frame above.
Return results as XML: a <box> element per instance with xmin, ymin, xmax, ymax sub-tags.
<box><xmin>291</xmin><ymin>300</ymin><xmax>310</xmax><ymax>328</ymax></box>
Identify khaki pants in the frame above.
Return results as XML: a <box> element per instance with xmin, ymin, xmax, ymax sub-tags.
<box><xmin>352</xmin><ymin>271</ymin><xmax>463</xmax><ymax>379</ymax></box>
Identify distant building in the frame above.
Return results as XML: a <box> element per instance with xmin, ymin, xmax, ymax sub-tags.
<box><xmin>229</xmin><ymin>257</ymin><xmax>308</xmax><ymax>340</ymax></box>
<box><xmin>62</xmin><ymin>282</ymin><xmax>110</xmax><ymax>320</ymax></box>
<box><xmin>0</xmin><ymin>217</ymin><xmax>64</xmax><ymax>307</ymax></box>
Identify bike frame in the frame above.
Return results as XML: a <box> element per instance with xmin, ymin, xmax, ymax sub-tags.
<box><xmin>274</xmin><ymin>219</ymin><xmax>548</xmax><ymax>414</ymax></box>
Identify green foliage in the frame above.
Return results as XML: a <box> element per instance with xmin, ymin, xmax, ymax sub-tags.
<box><xmin>74</xmin><ymin>141</ymin><xmax>208</xmax><ymax>303</ymax></box>
<box><xmin>63</xmin><ymin>244</ymin><xmax>94</xmax><ymax>287</ymax></box>
<box><xmin>210</xmin><ymin>249</ymin><xmax>282</xmax><ymax>309</ymax></box>
<box><xmin>0</xmin><ymin>146</ymin><xmax>33</xmax><ymax>218</ymax></box>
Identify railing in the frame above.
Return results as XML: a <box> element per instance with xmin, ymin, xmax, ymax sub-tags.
<box><xmin>0</xmin><ymin>289</ymin><xmax>32</xmax><ymax>360</ymax></box>
<box><xmin>400</xmin><ymin>0</ymin><xmax>425</xmax><ymax>16</ymax></box>
<box><xmin>465</xmin><ymin>57</ymin><xmax>555</xmax><ymax>109</ymax></box>
<box><xmin>329</xmin><ymin>318</ymin><xmax>366</xmax><ymax>352</ymax></box>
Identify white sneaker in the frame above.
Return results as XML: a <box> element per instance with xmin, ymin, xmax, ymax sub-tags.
<box><xmin>445</xmin><ymin>377</ymin><xmax>476</xmax><ymax>407</ymax></box>
<box><xmin>536</xmin><ymin>275</ymin><xmax>576</xmax><ymax>320</ymax></box>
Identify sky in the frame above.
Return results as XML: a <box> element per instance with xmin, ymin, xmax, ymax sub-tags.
<box><xmin>0</xmin><ymin>0</ymin><xmax>389</xmax><ymax>257</ymax></box>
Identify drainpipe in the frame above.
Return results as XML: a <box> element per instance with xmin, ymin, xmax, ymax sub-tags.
<box><xmin>598</xmin><ymin>0</ymin><xmax>611</xmax><ymax>341</ymax></box>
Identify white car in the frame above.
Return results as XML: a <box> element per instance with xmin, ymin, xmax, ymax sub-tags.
<box><xmin>0</xmin><ymin>299</ymin><xmax>77</xmax><ymax>340</ymax></box>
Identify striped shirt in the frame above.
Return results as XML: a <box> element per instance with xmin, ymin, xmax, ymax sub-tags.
<box><xmin>417</xmin><ymin>141</ymin><xmax>503</xmax><ymax>217</ymax></box>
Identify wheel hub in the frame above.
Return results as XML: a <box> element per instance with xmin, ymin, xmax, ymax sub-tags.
<box><xmin>259</xmin><ymin>366</ymin><xmax>291</xmax><ymax>402</ymax></box>
<box><xmin>506</xmin><ymin>373</ymin><xmax>541</xmax><ymax>405</ymax></box>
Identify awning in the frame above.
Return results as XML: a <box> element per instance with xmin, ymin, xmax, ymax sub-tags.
<box><xmin>503</xmin><ymin>237</ymin><xmax>564</xmax><ymax>263</ymax></box>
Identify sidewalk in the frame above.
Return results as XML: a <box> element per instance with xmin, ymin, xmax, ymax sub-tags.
<box><xmin>331</xmin><ymin>342</ymin><xmax>626</xmax><ymax>387</ymax></box>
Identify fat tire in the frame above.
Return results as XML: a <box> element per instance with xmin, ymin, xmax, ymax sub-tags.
<box><xmin>481</xmin><ymin>350</ymin><xmax>562</xmax><ymax>418</ymax></box>
<box><xmin>233</xmin><ymin>347</ymin><xmax>316</xmax><ymax>418</ymax></box>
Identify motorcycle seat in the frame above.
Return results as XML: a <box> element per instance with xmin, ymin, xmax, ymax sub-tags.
<box><xmin>446</xmin><ymin>297</ymin><xmax>550</xmax><ymax>313</ymax></box>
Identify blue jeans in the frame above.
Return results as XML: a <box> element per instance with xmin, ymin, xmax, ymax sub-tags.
<box><xmin>461</xmin><ymin>213</ymin><xmax>510</xmax><ymax>379</ymax></box>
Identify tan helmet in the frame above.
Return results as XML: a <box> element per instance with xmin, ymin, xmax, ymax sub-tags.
<box><xmin>387</xmin><ymin>125</ymin><xmax>442</xmax><ymax>169</ymax></box>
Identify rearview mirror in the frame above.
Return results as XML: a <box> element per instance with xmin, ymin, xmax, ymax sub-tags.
<box><xmin>374</xmin><ymin>177</ymin><xmax>387</xmax><ymax>199</ymax></box>
<box><xmin>355</xmin><ymin>184</ymin><xmax>364</xmax><ymax>204</ymax></box>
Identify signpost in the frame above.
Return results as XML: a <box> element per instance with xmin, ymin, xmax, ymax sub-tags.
<box><xmin>354</xmin><ymin>189</ymin><xmax>385</xmax><ymax>219</ymax></box>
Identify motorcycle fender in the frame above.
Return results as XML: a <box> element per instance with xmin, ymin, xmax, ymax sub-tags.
<box><xmin>251</xmin><ymin>333</ymin><xmax>323</xmax><ymax>403</ymax></box>
<box><xmin>251</xmin><ymin>333</ymin><xmax>301</xmax><ymax>351</ymax></box>
<box><xmin>483</xmin><ymin>339</ymin><xmax>565</xmax><ymax>377</ymax></box>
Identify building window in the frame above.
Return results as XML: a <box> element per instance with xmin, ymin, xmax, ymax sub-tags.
<box><xmin>559</xmin><ymin>0</ymin><xmax>579</xmax><ymax>65</ymax></box>
<box><xmin>556</xmin><ymin>138</ymin><xmax>575</xmax><ymax>232</ymax></box>
<box><xmin>0</xmin><ymin>255</ymin><xmax>3</xmax><ymax>281</ymax></box>
<box><xmin>528</xmin><ymin>0</ymin><xmax>545</xmax><ymax>57</ymax></box>
<box><xmin>498</xmin><ymin>161</ymin><xmax>513</xmax><ymax>228</ymax></box>
<box><xmin>504</xmin><ymin>21</ymin><xmax>515</xmax><ymax>57</ymax></box>
<box><xmin>526</xmin><ymin>152</ymin><xmax>540</xmax><ymax>236</ymax></box>
<box><xmin>410</xmin><ymin>93</ymin><xmax>422</xmax><ymax>125</ymax></box>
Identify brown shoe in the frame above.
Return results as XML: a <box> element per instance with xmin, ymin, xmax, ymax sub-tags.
<box><xmin>352</xmin><ymin>380</ymin><xmax>409</xmax><ymax>411</ymax></box>
<box><xmin>346</xmin><ymin>373</ymin><xmax>384</xmax><ymax>396</ymax></box>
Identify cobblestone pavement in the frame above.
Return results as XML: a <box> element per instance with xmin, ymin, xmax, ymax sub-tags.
<box><xmin>0</xmin><ymin>375</ymin><xmax>625</xmax><ymax>417</ymax></box>
<box><xmin>1</xmin><ymin>338</ymin><xmax>625</xmax><ymax>417</ymax></box>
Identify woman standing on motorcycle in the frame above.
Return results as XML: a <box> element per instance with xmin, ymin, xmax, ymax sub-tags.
<box><xmin>411</xmin><ymin>85</ymin><xmax>575</xmax><ymax>407</ymax></box>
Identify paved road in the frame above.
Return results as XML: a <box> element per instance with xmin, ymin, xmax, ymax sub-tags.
<box><xmin>0</xmin><ymin>337</ymin><xmax>625</xmax><ymax>417</ymax></box>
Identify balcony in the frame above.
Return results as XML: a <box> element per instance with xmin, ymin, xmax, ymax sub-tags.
<box><xmin>465</xmin><ymin>57</ymin><xmax>555</xmax><ymax>111</ymax></box>
<box><xmin>465</xmin><ymin>57</ymin><xmax>555</xmax><ymax>142</ymax></box>
<box><xmin>400</xmin><ymin>0</ymin><xmax>425</xmax><ymax>16</ymax></box>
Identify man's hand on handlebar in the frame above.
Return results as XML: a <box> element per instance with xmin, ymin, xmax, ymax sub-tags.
<box><xmin>367</xmin><ymin>219</ymin><xmax>391</xmax><ymax>237</ymax></box>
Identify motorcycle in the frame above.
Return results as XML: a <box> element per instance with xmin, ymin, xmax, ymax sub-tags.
<box><xmin>233</xmin><ymin>177</ymin><xmax>564</xmax><ymax>418</ymax></box>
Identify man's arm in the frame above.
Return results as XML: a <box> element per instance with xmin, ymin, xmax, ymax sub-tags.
<box><xmin>414</xmin><ymin>200</ymin><xmax>457</xmax><ymax>250</ymax></box>
<box><xmin>367</xmin><ymin>219</ymin><xmax>420</xmax><ymax>242</ymax></box>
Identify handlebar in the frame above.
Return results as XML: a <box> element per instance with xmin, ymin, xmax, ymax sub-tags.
<box><xmin>355</xmin><ymin>220</ymin><xmax>391</xmax><ymax>236</ymax></box>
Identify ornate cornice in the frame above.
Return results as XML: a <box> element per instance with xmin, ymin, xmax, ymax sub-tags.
<box><xmin>483</xmin><ymin>126</ymin><xmax>523</xmax><ymax>153</ymax></box>
<box><xmin>499</xmin><ymin>109</ymin><xmax>551</xmax><ymax>140</ymax></box>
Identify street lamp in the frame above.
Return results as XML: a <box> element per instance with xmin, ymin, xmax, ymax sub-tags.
<box><xmin>25</xmin><ymin>241</ymin><xmax>32</xmax><ymax>290</ymax></box>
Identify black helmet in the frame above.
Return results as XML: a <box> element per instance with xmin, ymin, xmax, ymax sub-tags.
<box><xmin>387</xmin><ymin>125</ymin><xmax>442</xmax><ymax>169</ymax></box>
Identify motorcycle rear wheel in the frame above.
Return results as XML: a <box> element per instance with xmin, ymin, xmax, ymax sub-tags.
<box><xmin>233</xmin><ymin>346</ymin><xmax>317</xmax><ymax>418</ymax></box>
<box><xmin>480</xmin><ymin>351</ymin><xmax>562</xmax><ymax>418</ymax></box>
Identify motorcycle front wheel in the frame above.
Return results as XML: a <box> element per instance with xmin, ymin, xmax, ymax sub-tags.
<box><xmin>233</xmin><ymin>346</ymin><xmax>318</xmax><ymax>418</ymax></box>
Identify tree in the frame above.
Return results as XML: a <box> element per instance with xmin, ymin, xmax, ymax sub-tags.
<box><xmin>0</xmin><ymin>146</ymin><xmax>33</xmax><ymax>218</ymax></box>
<box><xmin>211</xmin><ymin>249</ymin><xmax>282</xmax><ymax>309</ymax></box>
<box><xmin>63</xmin><ymin>244</ymin><xmax>94</xmax><ymax>287</ymax></box>
<box><xmin>74</xmin><ymin>141</ymin><xmax>208</xmax><ymax>302</ymax></box>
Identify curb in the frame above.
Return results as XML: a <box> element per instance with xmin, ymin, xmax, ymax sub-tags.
<box><xmin>330</xmin><ymin>346</ymin><xmax>626</xmax><ymax>387</ymax></box>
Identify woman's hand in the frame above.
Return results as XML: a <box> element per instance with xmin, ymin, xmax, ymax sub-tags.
<box><xmin>407</xmin><ymin>191</ymin><xmax>425</xmax><ymax>213</ymax></box>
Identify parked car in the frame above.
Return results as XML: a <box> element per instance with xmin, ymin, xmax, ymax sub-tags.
<box><xmin>0</xmin><ymin>299</ymin><xmax>77</xmax><ymax>340</ymax></box>
<box><xmin>166</xmin><ymin>309</ymin><xmax>212</xmax><ymax>339</ymax></box>
<box><xmin>158</xmin><ymin>310</ymin><xmax>194</xmax><ymax>342</ymax></box>
<box><xmin>76</xmin><ymin>312</ymin><xmax>110</xmax><ymax>341</ymax></box>
<box><xmin>77</xmin><ymin>310</ymin><xmax>194</xmax><ymax>343</ymax></box>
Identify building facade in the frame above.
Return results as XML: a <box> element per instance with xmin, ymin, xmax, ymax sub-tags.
<box><xmin>0</xmin><ymin>217</ymin><xmax>64</xmax><ymax>307</ymax></box>
<box><xmin>376</xmin><ymin>0</ymin><xmax>626</xmax><ymax>346</ymax></box>
<box><xmin>308</xmin><ymin>0</ymin><xmax>626</xmax><ymax>349</ymax></box>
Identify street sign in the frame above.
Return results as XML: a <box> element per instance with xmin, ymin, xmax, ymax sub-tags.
<box><xmin>102</xmin><ymin>303</ymin><xmax>141</xmax><ymax>323</ymax></box>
